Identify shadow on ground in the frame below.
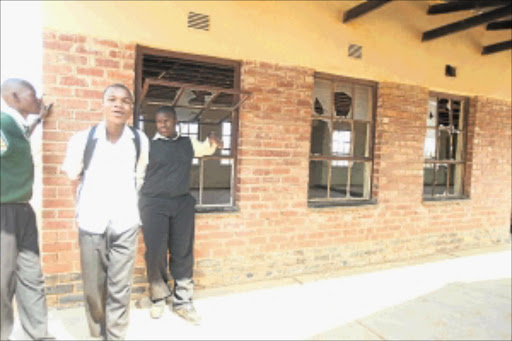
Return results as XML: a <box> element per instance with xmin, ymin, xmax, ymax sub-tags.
<box><xmin>309</xmin><ymin>278</ymin><xmax>512</xmax><ymax>340</ymax></box>
<box><xmin>9</xmin><ymin>249</ymin><xmax>512</xmax><ymax>340</ymax></box>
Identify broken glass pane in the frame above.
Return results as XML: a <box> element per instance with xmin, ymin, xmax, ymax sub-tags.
<box><xmin>332</xmin><ymin>121</ymin><xmax>351</xmax><ymax>157</ymax></box>
<box><xmin>451</xmin><ymin>132</ymin><xmax>464</xmax><ymax>160</ymax></box>
<box><xmin>177</xmin><ymin>89</ymin><xmax>214</xmax><ymax>108</ymax></box>
<box><xmin>448</xmin><ymin>163</ymin><xmax>464</xmax><ymax>196</ymax></box>
<box><xmin>354</xmin><ymin>85</ymin><xmax>372</xmax><ymax>121</ymax></box>
<box><xmin>334</xmin><ymin>83</ymin><xmax>352</xmax><ymax>118</ymax></box>
<box><xmin>175</xmin><ymin>107</ymin><xmax>202</xmax><ymax>122</ymax></box>
<box><xmin>350</xmin><ymin>162</ymin><xmax>369</xmax><ymax>198</ymax></box>
<box><xmin>424</xmin><ymin>129</ymin><xmax>436</xmax><ymax>160</ymax></box>
<box><xmin>146</xmin><ymin>85</ymin><xmax>179</xmax><ymax>102</ymax></box>
<box><xmin>201</xmin><ymin>159</ymin><xmax>232</xmax><ymax>205</ymax></box>
<box><xmin>438</xmin><ymin>130</ymin><xmax>450</xmax><ymax>160</ymax></box>
<box><xmin>423</xmin><ymin>163</ymin><xmax>435</xmax><ymax>196</ymax></box>
<box><xmin>330</xmin><ymin>161</ymin><xmax>348</xmax><ymax>198</ymax></box>
<box><xmin>452</xmin><ymin>100</ymin><xmax>464</xmax><ymax>132</ymax></box>
<box><xmin>309</xmin><ymin>160</ymin><xmax>329</xmax><ymax>199</ymax></box>
<box><xmin>427</xmin><ymin>97</ymin><xmax>436</xmax><ymax>127</ymax></box>
<box><xmin>310</xmin><ymin>119</ymin><xmax>331</xmax><ymax>156</ymax></box>
<box><xmin>437</xmin><ymin>98</ymin><xmax>450</xmax><ymax>127</ymax></box>
<box><xmin>433</xmin><ymin>164</ymin><xmax>448</xmax><ymax>196</ymax></box>
<box><xmin>210</xmin><ymin>92</ymin><xmax>236</xmax><ymax>109</ymax></box>
<box><xmin>313</xmin><ymin>79</ymin><xmax>332</xmax><ymax>116</ymax></box>
<box><xmin>353</xmin><ymin>122</ymin><xmax>369</xmax><ymax>158</ymax></box>
<box><xmin>199</xmin><ymin>109</ymin><xmax>231</xmax><ymax>124</ymax></box>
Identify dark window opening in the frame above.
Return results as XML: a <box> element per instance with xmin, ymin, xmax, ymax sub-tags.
<box><xmin>424</xmin><ymin>93</ymin><xmax>468</xmax><ymax>199</ymax></box>
<box><xmin>309</xmin><ymin>75</ymin><xmax>376</xmax><ymax>204</ymax></box>
<box><xmin>135</xmin><ymin>46</ymin><xmax>250</xmax><ymax>210</ymax></box>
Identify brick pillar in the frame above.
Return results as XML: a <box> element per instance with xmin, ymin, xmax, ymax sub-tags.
<box><xmin>470</xmin><ymin>97</ymin><xmax>512</xmax><ymax>229</ymax></box>
<box><xmin>374</xmin><ymin>82</ymin><xmax>429</xmax><ymax>205</ymax></box>
<box><xmin>193</xmin><ymin>61</ymin><xmax>315</xmax><ymax>286</ymax></box>
<box><xmin>238</xmin><ymin>61</ymin><xmax>314</xmax><ymax>213</ymax></box>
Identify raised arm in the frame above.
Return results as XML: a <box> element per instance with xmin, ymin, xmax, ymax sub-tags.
<box><xmin>190</xmin><ymin>131</ymin><xmax>223</xmax><ymax>157</ymax></box>
<box><xmin>27</xmin><ymin>102</ymin><xmax>53</xmax><ymax>137</ymax></box>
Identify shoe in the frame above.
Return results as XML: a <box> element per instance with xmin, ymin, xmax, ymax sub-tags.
<box><xmin>173</xmin><ymin>303</ymin><xmax>201</xmax><ymax>325</ymax></box>
<box><xmin>150</xmin><ymin>299</ymin><xmax>165</xmax><ymax>319</ymax></box>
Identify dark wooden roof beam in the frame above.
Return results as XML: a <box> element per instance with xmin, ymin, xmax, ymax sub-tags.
<box><xmin>487</xmin><ymin>19</ymin><xmax>512</xmax><ymax>30</ymax></box>
<box><xmin>343</xmin><ymin>0</ymin><xmax>393</xmax><ymax>23</ymax></box>
<box><xmin>427</xmin><ymin>1</ymin><xmax>510</xmax><ymax>15</ymax></box>
<box><xmin>482</xmin><ymin>39</ymin><xmax>512</xmax><ymax>55</ymax></box>
<box><xmin>422</xmin><ymin>4</ymin><xmax>512</xmax><ymax>41</ymax></box>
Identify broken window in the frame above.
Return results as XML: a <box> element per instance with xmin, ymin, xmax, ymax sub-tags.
<box><xmin>135</xmin><ymin>47</ymin><xmax>250</xmax><ymax>210</ymax></box>
<box><xmin>309</xmin><ymin>75</ymin><xmax>375</xmax><ymax>203</ymax></box>
<box><xmin>423</xmin><ymin>93</ymin><xmax>468</xmax><ymax>199</ymax></box>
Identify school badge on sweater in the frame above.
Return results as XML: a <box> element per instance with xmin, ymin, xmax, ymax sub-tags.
<box><xmin>0</xmin><ymin>130</ymin><xmax>8</xmax><ymax>155</ymax></box>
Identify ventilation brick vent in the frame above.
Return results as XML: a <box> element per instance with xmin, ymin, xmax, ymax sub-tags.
<box><xmin>188</xmin><ymin>12</ymin><xmax>210</xmax><ymax>31</ymax></box>
<box><xmin>348</xmin><ymin>44</ymin><xmax>362</xmax><ymax>59</ymax></box>
<box><xmin>445</xmin><ymin>64</ymin><xmax>457</xmax><ymax>77</ymax></box>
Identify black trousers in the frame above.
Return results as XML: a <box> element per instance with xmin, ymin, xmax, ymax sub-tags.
<box><xmin>139</xmin><ymin>194</ymin><xmax>196</xmax><ymax>306</ymax></box>
<box><xmin>79</xmin><ymin>226</ymin><xmax>138</xmax><ymax>340</ymax></box>
<box><xmin>0</xmin><ymin>203</ymin><xmax>50</xmax><ymax>340</ymax></box>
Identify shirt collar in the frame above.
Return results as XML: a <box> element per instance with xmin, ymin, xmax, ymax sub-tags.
<box><xmin>153</xmin><ymin>131</ymin><xmax>181</xmax><ymax>141</ymax></box>
<box><xmin>0</xmin><ymin>101</ymin><xmax>28</xmax><ymax>130</ymax></box>
<box><xmin>94</xmin><ymin>121</ymin><xmax>135</xmax><ymax>142</ymax></box>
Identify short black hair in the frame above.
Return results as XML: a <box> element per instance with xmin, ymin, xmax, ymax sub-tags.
<box><xmin>102</xmin><ymin>83</ymin><xmax>133</xmax><ymax>102</ymax></box>
<box><xmin>1</xmin><ymin>78</ymin><xmax>35</xmax><ymax>95</ymax></box>
<box><xmin>155</xmin><ymin>106</ymin><xmax>177</xmax><ymax>119</ymax></box>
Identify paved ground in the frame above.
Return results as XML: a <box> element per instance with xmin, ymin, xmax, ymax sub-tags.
<box><xmin>10</xmin><ymin>244</ymin><xmax>512</xmax><ymax>340</ymax></box>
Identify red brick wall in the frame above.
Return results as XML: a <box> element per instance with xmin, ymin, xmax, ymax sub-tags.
<box><xmin>41</xmin><ymin>30</ymin><xmax>512</xmax><ymax>307</ymax></box>
<box><xmin>469</xmin><ymin>97</ymin><xmax>512</xmax><ymax>227</ymax></box>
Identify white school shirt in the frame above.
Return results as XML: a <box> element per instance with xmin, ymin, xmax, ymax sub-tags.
<box><xmin>61</xmin><ymin>122</ymin><xmax>149</xmax><ymax>234</ymax></box>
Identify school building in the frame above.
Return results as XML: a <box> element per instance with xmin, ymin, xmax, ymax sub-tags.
<box><xmin>38</xmin><ymin>1</ymin><xmax>511</xmax><ymax>307</ymax></box>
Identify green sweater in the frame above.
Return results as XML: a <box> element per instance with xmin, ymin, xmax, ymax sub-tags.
<box><xmin>0</xmin><ymin>111</ymin><xmax>34</xmax><ymax>203</ymax></box>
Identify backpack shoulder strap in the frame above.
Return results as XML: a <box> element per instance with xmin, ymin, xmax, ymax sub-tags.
<box><xmin>82</xmin><ymin>125</ymin><xmax>98</xmax><ymax>175</ymax></box>
<box><xmin>128</xmin><ymin>125</ymin><xmax>141</xmax><ymax>168</ymax></box>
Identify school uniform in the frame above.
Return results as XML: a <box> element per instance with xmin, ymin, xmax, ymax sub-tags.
<box><xmin>0</xmin><ymin>106</ymin><xmax>52</xmax><ymax>341</ymax></box>
<box><xmin>62</xmin><ymin>122</ymin><xmax>149</xmax><ymax>340</ymax></box>
<box><xmin>139</xmin><ymin>132</ymin><xmax>215</xmax><ymax>306</ymax></box>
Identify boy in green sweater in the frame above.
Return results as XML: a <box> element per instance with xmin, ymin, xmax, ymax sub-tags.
<box><xmin>0</xmin><ymin>78</ymin><xmax>53</xmax><ymax>340</ymax></box>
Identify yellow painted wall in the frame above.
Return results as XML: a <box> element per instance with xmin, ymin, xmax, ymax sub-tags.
<box><xmin>42</xmin><ymin>1</ymin><xmax>512</xmax><ymax>100</ymax></box>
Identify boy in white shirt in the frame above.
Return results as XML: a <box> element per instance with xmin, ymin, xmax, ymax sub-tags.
<box><xmin>62</xmin><ymin>84</ymin><xmax>149</xmax><ymax>340</ymax></box>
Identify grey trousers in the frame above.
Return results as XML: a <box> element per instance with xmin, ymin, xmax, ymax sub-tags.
<box><xmin>79</xmin><ymin>226</ymin><xmax>138</xmax><ymax>341</ymax></box>
<box><xmin>0</xmin><ymin>204</ymin><xmax>50</xmax><ymax>341</ymax></box>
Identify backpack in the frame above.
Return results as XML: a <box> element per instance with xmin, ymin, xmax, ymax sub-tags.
<box><xmin>82</xmin><ymin>124</ymin><xmax>141</xmax><ymax>175</ymax></box>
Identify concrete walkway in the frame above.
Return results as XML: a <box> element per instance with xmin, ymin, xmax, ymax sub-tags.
<box><xmin>10</xmin><ymin>244</ymin><xmax>512</xmax><ymax>340</ymax></box>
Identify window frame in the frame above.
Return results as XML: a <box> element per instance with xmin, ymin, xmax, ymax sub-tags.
<box><xmin>423</xmin><ymin>91</ymin><xmax>469</xmax><ymax>200</ymax></box>
<box><xmin>134</xmin><ymin>45</ymin><xmax>245</xmax><ymax>212</ymax></box>
<box><xmin>178</xmin><ymin>122</ymin><xmax>200</xmax><ymax>165</ymax></box>
<box><xmin>309</xmin><ymin>73</ymin><xmax>377</xmax><ymax>206</ymax></box>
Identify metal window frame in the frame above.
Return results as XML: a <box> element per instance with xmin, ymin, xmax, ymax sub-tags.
<box><xmin>424</xmin><ymin>91</ymin><xmax>469</xmax><ymax>199</ymax></box>
<box><xmin>134</xmin><ymin>45</ymin><xmax>247</xmax><ymax>211</ymax></box>
<box><xmin>309</xmin><ymin>73</ymin><xmax>377</xmax><ymax>203</ymax></box>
